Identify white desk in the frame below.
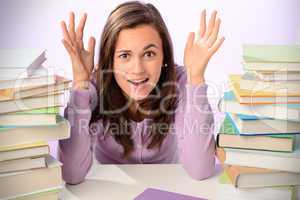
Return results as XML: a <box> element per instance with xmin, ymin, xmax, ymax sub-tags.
<box><xmin>60</xmin><ymin>164</ymin><xmax>294</xmax><ymax>200</ymax></box>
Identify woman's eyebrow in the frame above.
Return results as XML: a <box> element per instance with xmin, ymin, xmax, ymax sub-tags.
<box><xmin>116</xmin><ymin>43</ymin><xmax>159</xmax><ymax>53</ymax></box>
<box><xmin>115</xmin><ymin>49</ymin><xmax>131</xmax><ymax>53</ymax></box>
<box><xmin>143</xmin><ymin>43</ymin><xmax>158</xmax><ymax>50</ymax></box>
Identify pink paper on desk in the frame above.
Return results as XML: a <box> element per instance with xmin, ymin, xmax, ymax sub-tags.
<box><xmin>134</xmin><ymin>188</ymin><xmax>208</xmax><ymax>200</ymax></box>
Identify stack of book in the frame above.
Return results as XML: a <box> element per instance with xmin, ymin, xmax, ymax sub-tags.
<box><xmin>217</xmin><ymin>45</ymin><xmax>300</xmax><ymax>198</ymax></box>
<box><xmin>0</xmin><ymin>49</ymin><xmax>71</xmax><ymax>200</ymax></box>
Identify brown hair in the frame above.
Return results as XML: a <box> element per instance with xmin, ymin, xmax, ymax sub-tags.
<box><xmin>91</xmin><ymin>1</ymin><xmax>178</xmax><ymax>158</ymax></box>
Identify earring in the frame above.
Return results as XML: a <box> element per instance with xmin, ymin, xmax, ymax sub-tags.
<box><xmin>163</xmin><ymin>63</ymin><xmax>168</xmax><ymax>67</ymax></box>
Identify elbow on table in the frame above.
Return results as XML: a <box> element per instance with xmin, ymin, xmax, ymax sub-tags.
<box><xmin>183</xmin><ymin>158</ymin><xmax>216</xmax><ymax>181</ymax></box>
<box><xmin>59</xmin><ymin>156</ymin><xmax>92</xmax><ymax>185</ymax></box>
<box><xmin>58</xmin><ymin>144</ymin><xmax>93</xmax><ymax>185</ymax></box>
<box><xmin>61</xmin><ymin>166</ymin><xmax>87</xmax><ymax>185</ymax></box>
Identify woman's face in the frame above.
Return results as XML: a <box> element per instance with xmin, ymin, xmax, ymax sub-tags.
<box><xmin>113</xmin><ymin>24</ymin><xmax>164</xmax><ymax>101</ymax></box>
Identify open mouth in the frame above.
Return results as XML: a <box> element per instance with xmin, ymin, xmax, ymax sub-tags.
<box><xmin>127</xmin><ymin>78</ymin><xmax>149</xmax><ymax>86</ymax></box>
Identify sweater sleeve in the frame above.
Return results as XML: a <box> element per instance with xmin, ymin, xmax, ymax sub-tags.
<box><xmin>175</xmin><ymin>70</ymin><xmax>215</xmax><ymax>180</ymax></box>
<box><xmin>58</xmin><ymin>80</ymin><xmax>98</xmax><ymax>185</ymax></box>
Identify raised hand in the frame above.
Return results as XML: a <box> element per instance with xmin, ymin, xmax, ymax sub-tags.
<box><xmin>60</xmin><ymin>12</ymin><xmax>96</xmax><ymax>88</ymax></box>
<box><xmin>184</xmin><ymin>10</ymin><xmax>225</xmax><ymax>85</ymax></box>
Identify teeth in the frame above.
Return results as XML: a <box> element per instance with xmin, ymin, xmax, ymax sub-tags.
<box><xmin>133</xmin><ymin>79</ymin><xmax>145</xmax><ymax>83</ymax></box>
<box><xmin>128</xmin><ymin>78</ymin><xmax>148</xmax><ymax>84</ymax></box>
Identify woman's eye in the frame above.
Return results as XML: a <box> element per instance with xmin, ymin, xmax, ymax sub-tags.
<box><xmin>144</xmin><ymin>51</ymin><xmax>156</xmax><ymax>58</ymax></box>
<box><xmin>119</xmin><ymin>53</ymin><xmax>129</xmax><ymax>59</ymax></box>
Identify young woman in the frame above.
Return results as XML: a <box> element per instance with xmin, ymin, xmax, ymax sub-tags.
<box><xmin>59</xmin><ymin>1</ymin><xmax>224</xmax><ymax>185</ymax></box>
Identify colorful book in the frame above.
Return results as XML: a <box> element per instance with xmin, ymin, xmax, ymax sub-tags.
<box><xmin>0</xmin><ymin>92</ymin><xmax>64</xmax><ymax>114</ymax></box>
<box><xmin>229</xmin><ymin>74</ymin><xmax>300</xmax><ymax>104</ymax></box>
<box><xmin>0</xmin><ymin>74</ymin><xmax>55</xmax><ymax>90</ymax></box>
<box><xmin>219</xmin><ymin>172</ymin><xmax>295</xmax><ymax>199</ymax></box>
<box><xmin>242</xmin><ymin>44</ymin><xmax>300</xmax><ymax>63</ymax></box>
<box><xmin>0</xmin><ymin>75</ymin><xmax>71</xmax><ymax>101</ymax></box>
<box><xmin>218</xmin><ymin>91</ymin><xmax>300</xmax><ymax>121</ymax></box>
<box><xmin>255</xmin><ymin>71</ymin><xmax>300</xmax><ymax>81</ymax></box>
<box><xmin>226</xmin><ymin>112</ymin><xmax>300</xmax><ymax>135</ymax></box>
<box><xmin>0</xmin><ymin>141</ymin><xmax>49</xmax><ymax>162</ymax></box>
<box><xmin>0</xmin><ymin>107</ymin><xmax>60</xmax><ymax>126</ymax></box>
<box><xmin>134</xmin><ymin>188</ymin><xmax>207</xmax><ymax>200</ymax></box>
<box><xmin>240</xmin><ymin>72</ymin><xmax>300</xmax><ymax>93</ymax></box>
<box><xmin>0</xmin><ymin>157</ymin><xmax>46</xmax><ymax>174</ymax></box>
<box><xmin>0</xmin><ymin>117</ymin><xmax>70</xmax><ymax>147</ymax></box>
<box><xmin>217</xmin><ymin>115</ymin><xmax>295</xmax><ymax>152</ymax></box>
<box><xmin>220</xmin><ymin>164</ymin><xmax>300</xmax><ymax>188</ymax></box>
<box><xmin>242</xmin><ymin>62</ymin><xmax>300</xmax><ymax>72</ymax></box>
<box><xmin>12</xmin><ymin>107</ymin><xmax>60</xmax><ymax>114</ymax></box>
<box><xmin>216</xmin><ymin>135</ymin><xmax>300</xmax><ymax>173</ymax></box>
<box><xmin>10</xmin><ymin>186</ymin><xmax>62</xmax><ymax>200</ymax></box>
<box><xmin>0</xmin><ymin>155</ymin><xmax>62</xmax><ymax>199</ymax></box>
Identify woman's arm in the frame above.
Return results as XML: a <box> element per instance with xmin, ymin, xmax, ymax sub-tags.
<box><xmin>58</xmin><ymin>80</ymin><xmax>98</xmax><ymax>185</ymax></box>
<box><xmin>177</xmin><ymin>9</ymin><xmax>224</xmax><ymax>180</ymax></box>
<box><xmin>58</xmin><ymin>12</ymin><xmax>97</xmax><ymax>184</ymax></box>
<box><xmin>175</xmin><ymin>81</ymin><xmax>215</xmax><ymax>180</ymax></box>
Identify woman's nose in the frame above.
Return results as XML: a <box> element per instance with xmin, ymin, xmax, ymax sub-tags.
<box><xmin>131</xmin><ymin>58</ymin><xmax>146</xmax><ymax>75</ymax></box>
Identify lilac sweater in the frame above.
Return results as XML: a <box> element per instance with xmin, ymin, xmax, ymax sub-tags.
<box><xmin>58</xmin><ymin>65</ymin><xmax>215</xmax><ymax>185</ymax></box>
